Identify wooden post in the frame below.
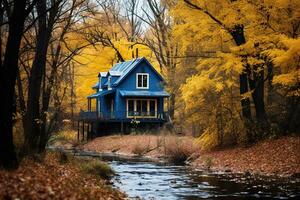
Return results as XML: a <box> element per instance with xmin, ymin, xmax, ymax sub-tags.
<box><xmin>88</xmin><ymin>99</ymin><xmax>91</xmax><ymax>111</ymax></box>
<box><xmin>77</xmin><ymin>121</ymin><xmax>80</xmax><ymax>142</ymax></box>
<box><xmin>82</xmin><ymin>121</ymin><xmax>85</xmax><ymax>142</ymax></box>
<box><xmin>90</xmin><ymin>123</ymin><xmax>93</xmax><ymax>140</ymax></box>
<box><xmin>87</xmin><ymin>123</ymin><xmax>90</xmax><ymax>141</ymax></box>
<box><xmin>120</xmin><ymin>121</ymin><xmax>124</xmax><ymax>135</ymax></box>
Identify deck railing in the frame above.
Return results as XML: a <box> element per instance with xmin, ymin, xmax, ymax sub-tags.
<box><xmin>79</xmin><ymin>110</ymin><xmax>168</xmax><ymax>121</ymax></box>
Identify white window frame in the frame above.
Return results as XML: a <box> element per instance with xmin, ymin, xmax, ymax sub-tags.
<box><xmin>126</xmin><ymin>98</ymin><xmax>157</xmax><ymax>118</ymax></box>
<box><xmin>136</xmin><ymin>73</ymin><xmax>149</xmax><ymax>89</ymax></box>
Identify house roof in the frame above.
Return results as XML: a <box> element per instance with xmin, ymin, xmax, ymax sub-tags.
<box><xmin>98</xmin><ymin>72</ymin><xmax>108</xmax><ymax>77</ymax></box>
<box><xmin>119</xmin><ymin>90</ymin><xmax>170</xmax><ymax>97</ymax></box>
<box><xmin>108</xmin><ymin>71</ymin><xmax>122</xmax><ymax>76</ymax></box>
<box><xmin>105</xmin><ymin>57</ymin><xmax>164</xmax><ymax>86</ymax></box>
<box><xmin>87</xmin><ymin>89</ymin><xmax>115</xmax><ymax>98</ymax></box>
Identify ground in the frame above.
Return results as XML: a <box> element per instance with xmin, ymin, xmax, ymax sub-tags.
<box><xmin>82</xmin><ymin>135</ymin><xmax>197</xmax><ymax>158</ymax></box>
<box><xmin>0</xmin><ymin>153</ymin><xmax>125</xmax><ymax>200</ymax></box>
<box><xmin>77</xmin><ymin>134</ymin><xmax>300</xmax><ymax>177</ymax></box>
<box><xmin>192</xmin><ymin>135</ymin><xmax>300</xmax><ymax>177</ymax></box>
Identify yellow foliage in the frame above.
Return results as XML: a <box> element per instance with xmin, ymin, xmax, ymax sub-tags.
<box><xmin>196</xmin><ymin>129</ymin><xmax>219</xmax><ymax>150</ymax></box>
<box><xmin>267</xmin><ymin>36</ymin><xmax>300</xmax><ymax>95</ymax></box>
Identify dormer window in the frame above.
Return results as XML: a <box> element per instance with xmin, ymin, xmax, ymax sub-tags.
<box><xmin>136</xmin><ymin>73</ymin><xmax>149</xmax><ymax>89</ymax></box>
<box><xmin>108</xmin><ymin>76</ymin><xmax>112</xmax><ymax>90</ymax></box>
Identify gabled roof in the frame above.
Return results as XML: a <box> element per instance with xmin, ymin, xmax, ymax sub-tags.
<box><xmin>119</xmin><ymin>90</ymin><xmax>170</xmax><ymax>97</ymax></box>
<box><xmin>108</xmin><ymin>71</ymin><xmax>122</xmax><ymax>76</ymax></box>
<box><xmin>107</xmin><ymin>57</ymin><xmax>164</xmax><ymax>86</ymax></box>
<box><xmin>98</xmin><ymin>72</ymin><xmax>108</xmax><ymax>77</ymax></box>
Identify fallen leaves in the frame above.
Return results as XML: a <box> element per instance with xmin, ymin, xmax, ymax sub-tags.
<box><xmin>0</xmin><ymin>153</ymin><xmax>125</xmax><ymax>200</ymax></box>
<box><xmin>193</xmin><ymin>136</ymin><xmax>300</xmax><ymax>177</ymax></box>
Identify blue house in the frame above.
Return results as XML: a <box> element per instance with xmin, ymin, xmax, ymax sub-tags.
<box><xmin>78</xmin><ymin>57</ymin><xmax>170</xmax><ymax>137</ymax></box>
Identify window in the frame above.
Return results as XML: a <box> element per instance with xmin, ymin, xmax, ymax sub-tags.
<box><xmin>128</xmin><ymin>100</ymin><xmax>134</xmax><ymax>116</ymax></box>
<box><xmin>136</xmin><ymin>73</ymin><xmax>149</xmax><ymax>89</ymax></box>
<box><xmin>127</xmin><ymin>99</ymin><xmax>157</xmax><ymax>118</ymax></box>
<box><xmin>150</xmin><ymin>100</ymin><xmax>156</xmax><ymax>116</ymax></box>
<box><xmin>136</xmin><ymin>100</ymin><xmax>148</xmax><ymax>116</ymax></box>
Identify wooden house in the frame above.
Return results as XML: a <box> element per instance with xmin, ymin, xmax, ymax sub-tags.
<box><xmin>78</xmin><ymin>57</ymin><xmax>171</xmax><ymax>138</ymax></box>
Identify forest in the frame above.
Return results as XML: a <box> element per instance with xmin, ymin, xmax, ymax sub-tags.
<box><xmin>0</xmin><ymin>0</ymin><xmax>299</xmax><ymax>199</ymax></box>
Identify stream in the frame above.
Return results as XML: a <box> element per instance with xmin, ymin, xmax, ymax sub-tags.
<box><xmin>101</xmin><ymin>156</ymin><xmax>300</xmax><ymax>200</ymax></box>
<box><xmin>49</xmin><ymin>148</ymin><xmax>300</xmax><ymax>200</ymax></box>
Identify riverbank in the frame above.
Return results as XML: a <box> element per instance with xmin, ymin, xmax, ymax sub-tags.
<box><xmin>0</xmin><ymin>153</ymin><xmax>125</xmax><ymax>200</ymax></box>
<box><xmin>76</xmin><ymin>134</ymin><xmax>300</xmax><ymax>178</ymax></box>
<box><xmin>192</xmin><ymin>135</ymin><xmax>300</xmax><ymax>177</ymax></box>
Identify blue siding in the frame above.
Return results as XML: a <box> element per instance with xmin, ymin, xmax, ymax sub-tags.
<box><xmin>117</xmin><ymin>60</ymin><xmax>163</xmax><ymax>91</ymax></box>
<box><xmin>100</xmin><ymin>76</ymin><xmax>107</xmax><ymax>89</ymax></box>
<box><xmin>92</xmin><ymin>58</ymin><xmax>168</xmax><ymax>120</ymax></box>
<box><xmin>114</xmin><ymin>59</ymin><xmax>164</xmax><ymax>119</ymax></box>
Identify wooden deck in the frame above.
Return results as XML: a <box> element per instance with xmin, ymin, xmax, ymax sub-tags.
<box><xmin>76</xmin><ymin>111</ymin><xmax>171</xmax><ymax>141</ymax></box>
<box><xmin>77</xmin><ymin>111</ymin><xmax>169</xmax><ymax>123</ymax></box>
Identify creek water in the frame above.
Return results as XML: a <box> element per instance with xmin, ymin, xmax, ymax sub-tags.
<box><xmin>102</xmin><ymin>158</ymin><xmax>300</xmax><ymax>200</ymax></box>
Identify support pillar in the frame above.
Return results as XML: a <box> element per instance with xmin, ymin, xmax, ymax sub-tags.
<box><xmin>82</xmin><ymin>121</ymin><xmax>85</xmax><ymax>142</ymax></box>
<box><xmin>77</xmin><ymin>121</ymin><xmax>80</xmax><ymax>142</ymax></box>
<box><xmin>90</xmin><ymin>123</ymin><xmax>93</xmax><ymax>140</ymax></box>
<box><xmin>87</xmin><ymin>123</ymin><xmax>90</xmax><ymax>141</ymax></box>
<box><xmin>121</xmin><ymin>121</ymin><xmax>124</xmax><ymax>135</ymax></box>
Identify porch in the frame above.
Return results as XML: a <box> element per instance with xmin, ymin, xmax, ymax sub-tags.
<box><xmin>78</xmin><ymin>110</ymin><xmax>169</xmax><ymax>122</ymax></box>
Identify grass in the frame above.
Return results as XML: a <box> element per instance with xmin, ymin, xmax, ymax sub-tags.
<box><xmin>132</xmin><ymin>143</ymin><xmax>148</xmax><ymax>156</ymax></box>
<box><xmin>164</xmin><ymin>137</ymin><xmax>196</xmax><ymax>165</ymax></box>
<box><xmin>203</xmin><ymin>156</ymin><xmax>213</xmax><ymax>170</ymax></box>
<box><xmin>48</xmin><ymin>130</ymin><xmax>78</xmax><ymax>146</ymax></box>
<box><xmin>131</xmin><ymin>136</ymin><xmax>151</xmax><ymax>156</ymax></box>
<box><xmin>78</xmin><ymin>159</ymin><xmax>115</xmax><ymax>180</ymax></box>
<box><xmin>54</xmin><ymin>151</ymin><xmax>115</xmax><ymax>180</ymax></box>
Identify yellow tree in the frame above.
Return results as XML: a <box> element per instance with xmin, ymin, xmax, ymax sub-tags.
<box><xmin>172</xmin><ymin>0</ymin><xmax>300</xmax><ymax>145</ymax></box>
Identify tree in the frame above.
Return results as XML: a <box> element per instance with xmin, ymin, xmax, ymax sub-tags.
<box><xmin>19</xmin><ymin>0</ymin><xmax>91</xmax><ymax>154</ymax></box>
<box><xmin>0</xmin><ymin>0</ymin><xmax>37</xmax><ymax>169</ymax></box>
<box><xmin>171</xmin><ymin>0</ymin><xmax>300</xmax><ymax>146</ymax></box>
<box><xmin>136</xmin><ymin>0</ymin><xmax>180</xmax><ymax>120</ymax></box>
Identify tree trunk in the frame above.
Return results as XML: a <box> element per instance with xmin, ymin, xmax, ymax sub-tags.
<box><xmin>249</xmin><ymin>69</ymin><xmax>266</xmax><ymax>121</ymax></box>
<box><xmin>0</xmin><ymin>0</ymin><xmax>27</xmax><ymax>169</ymax></box>
<box><xmin>24</xmin><ymin>0</ymin><xmax>50</xmax><ymax>154</ymax></box>
<box><xmin>230</xmin><ymin>25</ymin><xmax>254</xmax><ymax>143</ymax></box>
<box><xmin>39</xmin><ymin>43</ymin><xmax>61</xmax><ymax>152</ymax></box>
<box><xmin>169</xmin><ymin>93</ymin><xmax>176</xmax><ymax>120</ymax></box>
<box><xmin>230</xmin><ymin>25</ymin><xmax>252</xmax><ymax>122</ymax></box>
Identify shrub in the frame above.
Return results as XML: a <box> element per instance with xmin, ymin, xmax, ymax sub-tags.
<box><xmin>164</xmin><ymin>137</ymin><xmax>195</xmax><ymax>165</ymax></box>
<box><xmin>132</xmin><ymin>141</ymin><xmax>150</xmax><ymax>156</ymax></box>
<box><xmin>203</xmin><ymin>156</ymin><xmax>213</xmax><ymax>170</ymax></box>
<box><xmin>58</xmin><ymin>152</ymin><xmax>70</xmax><ymax>164</ymax></box>
<box><xmin>132</xmin><ymin>144</ymin><xmax>146</xmax><ymax>155</ymax></box>
<box><xmin>78</xmin><ymin>160</ymin><xmax>115</xmax><ymax>180</ymax></box>
<box><xmin>131</xmin><ymin>136</ymin><xmax>151</xmax><ymax>156</ymax></box>
<box><xmin>48</xmin><ymin>130</ymin><xmax>77</xmax><ymax>145</ymax></box>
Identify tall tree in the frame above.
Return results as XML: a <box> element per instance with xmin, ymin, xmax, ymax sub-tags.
<box><xmin>183</xmin><ymin>0</ymin><xmax>254</xmax><ymax>123</ymax></box>
<box><xmin>23</xmin><ymin>0</ymin><xmax>61</xmax><ymax>154</ymax></box>
<box><xmin>0</xmin><ymin>0</ymin><xmax>35</xmax><ymax>168</ymax></box>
